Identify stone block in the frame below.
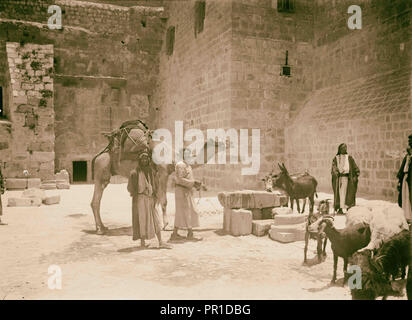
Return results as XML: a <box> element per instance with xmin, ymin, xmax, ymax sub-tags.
<box><xmin>269</xmin><ymin>230</ymin><xmax>306</xmax><ymax>243</ymax></box>
<box><xmin>269</xmin><ymin>223</ymin><xmax>306</xmax><ymax>243</ymax></box>
<box><xmin>218</xmin><ymin>190</ymin><xmax>287</xmax><ymax>209</ymax></box>
<box><xmin>272</xmin><ymin>207</ymin><xmax>293</xmax><ymax>216</ymax></box>
<box><xmin>5</xmin><ymin>178</ymin><xmax>27</xmax><ymax>190</ymax></box>
<box><xmin>55</xmin><ymin>170</ymin><xmax>70</xmax><ymax>184</ymax></box>
<box><xmin>271</xmin><ymin>222</ymin><xmax>306</xmax><ymax>233</ymax></box>
<box><xmin>22</xmin><ymin>188</ymin><xmax>46</xmax><ymax>200</ymax></box>
<box><xmin>251</xmin><ymin>208</ymin><xmax>262</xmax><ymax>220</ymax></box>
<box><xmin>56</xmin><ymin>182</ymin><xmax>70</xmax><ymax>189</ymax></box>
<box><xmin>273</xmin><ymin>213</ymin><xmax>307</xmax><ymax>226</ymax></box>
<box><xmin>32</xmin><ymin>151</ymin><xmax>55</xmax><ymax>163</ymax></box>
<box><xmin>40</xmin><ymin>183</ymin><xmax>57</xmax><ymax>190</ymax></box>
<box><xmin>27</xmin><ymin>178</ymin><xmax>41</xmax><ymax>188</ymax></box>
<box><xmin>230</xmin><ymin>209</ymin><xmax>252</xmax><ymax>236</ymax></box>
<box><xmin>43</xmin><ymin>195</ymin><xmax>61</xmax><ymax>205</ymax></box>
<box><xmin>262</xmin><ymin>207</ymin><xmax>274</xmax><ymax>219</ymax></box>
<box><xmin>252</xmin><ymin>219</ymin><xmax>274</xmax><ymax>237</ymax></box>
<box><xmin>223</xmin><ymin>207</ymin><xmax>232</xmax><ymax>233</ymax></box>
<box><xmin>8</xmin><ymin>197</ymin><xmax>42</xmax><ymax>207</ymax></box>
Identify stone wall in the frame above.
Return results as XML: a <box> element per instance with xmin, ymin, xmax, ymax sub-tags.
<box><xmin>5</xmin><ymin>42</ymin><xmax>55</xmax><ymax>179</ymax></box>
<box><xmin>231</xmin><ymin>0</ymin><xmax>314</xmax><ymax>189</ymax></box>
<box><xmin>285</xmin><ymin>0</ymin><xmax>412</xmax><ymax>201</ymax></box>
<box><xmin>0</xmin><ymin>0</ymin><xmax>165</xmax><ymax>182</ymax></box>
<box><xmin>153</xmin><ymin>0</ymin><xmax>232</xmax><ymax>189</ymax></box>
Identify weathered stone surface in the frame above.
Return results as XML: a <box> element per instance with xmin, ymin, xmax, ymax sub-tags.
<box><xmin>271</xmin><ymin>222</ymin><xmax>306</xmax><ymax>234</ymax></box>
<box><xmin>262</xmin><ymin>207</ymin><xmax>274</xmax><ymax>219</ymax></box>
<box><xmin>40</xmin><ymin>183</ymin><xmax>57</xmax><ymax>190</ymax></box>
<box><xmin>269</xmin><ymin>223</ymin><xmax>306</xmax><ymax>243</ymax></box>
<box><xmin>269</xmin><ymin>230</ymin><xmax>306</xmax><ymax>243</ymax></box>
<box><xmin>5</xmin><ymin>178</ymin><xmax>27</xmax><ymax>190</ymax></box>
<box><xmin>223</xmin><ymin>207</ymin><xmax>232</xmax><ymax>233</ymax></box>
<box><xmin>272</xmin><ymin>207</ymin><xmax>293</xmax><ymax>216</ymax></box>
<box><xmin>55</xmin><ymin>170</ymin><xmax>70</xmax><ymax>184</ymax></box>
<box><xmin>8</xmin><ymin>197</ymin><xmax>42</xmax><ymax>207</ymax></box>
<box><xmin>43</xmin><ymin>195</ymin><xmax>61</xmax><ymax>205</ymax></box>
<box><xmin>273</xmin><ymin>214</ymin><xmax>307</xmax><ymax>226</ymax></box>
<box><xmin>251</xmin><ymin>208</ymin><xmax>262</xmax><ymax>220</ymax></box>
<box><xmin>56</xmin><ymin>182</ymin><xmax>70</xmax><ymax>189</ymax></box>
<box><xmin>252</xmin><ymin>219</ymin><xmax>274</xmax><ymax>237</ymax></box>
<box><xmin>32</xmin><ymin>152</ymin><xmax>55</xmax><ymax>163</ymax></box>
<box><xmin>27</xmin><ymin>178</ymin><xmax>41</xmax><ymax>189</ymax></box>
<box><xmin>230</xmin><ymin>209</ymin><xmax>252</xmax><ymax>236</ymax></box>
<box><xmin>22</xmin><ymin>188</ymin><xmax>46</xmax><ymax>200</ymax></box>
<box><xmin>218</xmin><ymin>190</ymin><xmax>288</xmax><ymax>209</ymax></box>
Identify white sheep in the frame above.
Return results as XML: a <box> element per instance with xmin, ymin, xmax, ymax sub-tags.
<box><xmin>345</xmin><ymin>204</ymin><xmax>409</xmax><ymax>251</ymax></box>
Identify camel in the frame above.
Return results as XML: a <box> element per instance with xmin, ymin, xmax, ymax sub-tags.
<box><xmin>90</xmin><ymin>120</ymin><xmax>221</xmax><ymax>235</ymax></box>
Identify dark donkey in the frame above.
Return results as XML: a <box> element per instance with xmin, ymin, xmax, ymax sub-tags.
<box><xmin>274</xmin><ymin>163</ymin><xmax>318</xmax><ymax>214</ymax></box>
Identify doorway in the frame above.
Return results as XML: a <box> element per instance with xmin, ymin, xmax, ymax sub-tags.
<box><xmin>72</xmin><ymin>161</ymin><xmax>88</xmax><ymax>182</ymax></box>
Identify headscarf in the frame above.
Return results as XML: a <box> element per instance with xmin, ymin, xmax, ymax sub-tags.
<box><xmin>337</xmin><ymin>143</ymin><xmax>347</xmax><ymax>155</ymax></box>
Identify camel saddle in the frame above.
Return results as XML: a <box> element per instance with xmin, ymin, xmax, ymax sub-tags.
<box><xmin>101</xmin><ymin>120</ymin><xmax>152</xmax><ymax>162</ymax></box>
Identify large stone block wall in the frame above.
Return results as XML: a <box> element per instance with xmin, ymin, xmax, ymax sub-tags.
<box><xmin>5</xmin><ymin>42</ymin><xmax>55</xmax><ymax>179</ymax></box>
<box><xmin>231</xmin><ymin>0</ymin><xmax>314</xmax><ymax>189</ymax></box>
<box><xmin>153</xmin><ymin>0</ymin><xmax>232</xmax><ymax>189</ymax></box>
<box><xmin>0</xmin><ymin>0</ymin><xmax>165</xmax><ymax>182</ymax></box>
<box><xmin>285</xmin><ymin>0</ymin><xmax>412</xmax><ymax>201</ymax></box>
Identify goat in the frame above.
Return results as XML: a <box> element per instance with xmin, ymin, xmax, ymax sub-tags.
<box><xmin>273</xmin><ymin>163</ymin><xmax>317</xmax><ymax>214</ymax></box>
<box><xmin>308</xmin><ymin>217</ymin><xmax>371</xmax><ymax>284</ymax></box>
<box><xmin>303</xmin><ymin>200</ymin><xmax>332</xmax><ymax>264</ymax></box>
<box><xmin>350</xmin><ymin>229</ymin><xmax>410</xmax><ymax>300</ymax></box>
<box><xmin>346</xmin><ymin>205</ymin><xmax>409</xmax><ymax>251</ymax></box>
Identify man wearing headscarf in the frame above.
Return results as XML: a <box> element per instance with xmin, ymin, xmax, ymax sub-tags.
<box><xmin>170</xmin><ymin>154</ymin><xmax>203</xmax><ymax>242</ymax></box>
<box><xmin>331</xmin><ymin>143</ymin><xmax>360</xmax><ymax>214</ymax></box>
<box><xmin>127</xmin><ymin>150</ymin><xmax>171</xmax><ymax>249</ymax></box>
<box><xmin>397</xmin><ymin>134</ymin><xmax>412</xmax><ymax>223</ymax></box>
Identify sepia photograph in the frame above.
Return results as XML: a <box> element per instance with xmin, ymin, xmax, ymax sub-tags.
<box><xmin>0</xmin><ymin>0</ymin><xmax>411</xmax><ymax>306</ymax></box>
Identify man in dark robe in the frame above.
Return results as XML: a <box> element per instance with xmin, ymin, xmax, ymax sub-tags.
<box><xmin>331</xmin><ymin>143</ymin><xmax>360</xmax><ymax>214</ymax></box>
<box><xmin>127</xmin><ymin>151</ymin><xmax>171</xmax><ymax>249</ymax></box>
<box><xmin>397</xmin><ymin>134</ymin><xmax>412</xmax><ymax>223</ymax></box>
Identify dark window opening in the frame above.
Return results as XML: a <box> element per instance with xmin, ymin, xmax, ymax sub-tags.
<box><xmin>166</xmin><ymin>26</ymin><xmax>175</xmax><ymax>56</ymax></box>
<box><xmin>73</xmin><ymin>161</ymin><xmax>88</xmax><ymax>182</ymax></box>
<box><xmin>0</xmin><ymin>86</ymin><xmax>4</xmax><ymax>118</ymax></box>
<box><xmin>194</xmin><ymin>0</ymin><xmax>206</xmax><ymax>37</ymax></box>
<box><xmin>277</xmin><ymin>0</ymin><xmax>294</xmax><ymax>13</ymax></box>
<box><xmin>280</xmin><ymin>50</ymin><xmax>291</xmax><ymax>77</ymax></box>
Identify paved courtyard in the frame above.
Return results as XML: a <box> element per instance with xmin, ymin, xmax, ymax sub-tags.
<box><xmin>0</xmin><ymin>184</ymin><xmax>407</xmax><ymax>300</ymax></box>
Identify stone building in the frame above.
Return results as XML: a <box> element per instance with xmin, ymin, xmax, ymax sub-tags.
<box><xmin>0</xmin><ymin>0</ymin><xmax>411</xmax><ymax>201</ymax></box>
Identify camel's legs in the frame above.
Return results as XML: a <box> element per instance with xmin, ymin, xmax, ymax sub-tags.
<box><xmin>91</xmin><ymin>180</ymin><xmax>110</xmax><ymax>234</ymax></box>
<box><xmin>90</xmin><ymin>153</ymin><xmax>111</xmax><ymax>235</ymax></box>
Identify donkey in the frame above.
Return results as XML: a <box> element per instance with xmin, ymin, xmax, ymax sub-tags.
<box><xmin>273</xmin><ymin>163</ymin><xmax>318</xmax><ymax>214</ymax></box>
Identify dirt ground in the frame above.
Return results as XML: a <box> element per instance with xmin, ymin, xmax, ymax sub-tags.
<box><xmin>0</xmin><ymin>184</ymin><xmax>407</xmax><ymax>300</ymax></box>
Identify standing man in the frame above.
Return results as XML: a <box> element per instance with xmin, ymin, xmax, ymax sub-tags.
<box><xmin>170</xmin><ymin>159</ymin><xmax>202</xmax><ymax>241</ymax></box>
<box><xmin>397</xmin><ymin>134</ymin><xmax>412</xmax><ymax>223</ymax></box>
<box><xmin>127</xmin><ymin>151</ymin><xmax>171</xmax><ymax>249</ymax></box>
<box><xmin>0</xmin><ymin>162</ymin><xmax>6</xmax><ymax>225</ymax></box>
<box><xmin>331</xmin><ymin>143</ymin><xmax>360</xmax><ymax>214</ymax></box>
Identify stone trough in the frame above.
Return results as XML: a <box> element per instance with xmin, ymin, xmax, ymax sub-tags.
<box><xmin>218</xmin><ymin>190</ymin><xmax>288</xmax><ymax>237</ymax></box>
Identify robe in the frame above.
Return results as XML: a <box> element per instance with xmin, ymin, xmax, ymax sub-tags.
<box><xmin>397</xmin><ymin>154</ymin><xmax>412</xmax><ymax>221</ymax></box>
<box><xmin>331</xmin><ymin>155</ymin><xmax>360</xmax><ymax>211</ymax></box>
<box><xmin>174</xmin><ymin>161</ymin><xmax>200</xmax><ymax>229</ymax></box>
<box><xmin>127</xmin><ymin>166</ymin><xmax>161</xmax><ymax>241</ymax></box>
